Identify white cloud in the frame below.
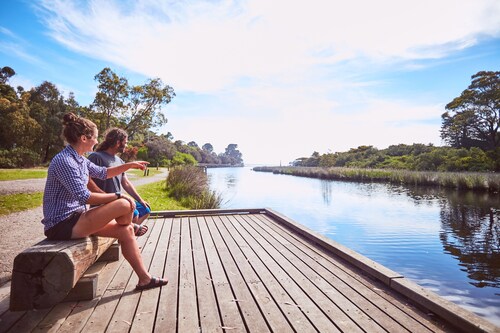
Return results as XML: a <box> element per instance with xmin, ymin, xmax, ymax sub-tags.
<box><xmin>36</xmin><ymin>0</ymin><xmax>500</xmax><ymax>91</ymax></box>
<box><xmin>33</xmin><ymin>0</ymin><xmax>500</xmax><ymax>163</ymax></box>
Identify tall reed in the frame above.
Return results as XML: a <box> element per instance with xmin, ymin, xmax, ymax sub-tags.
<box><xmin>166</xmin><ymin>166</ymin><xmax>223</xmax><ymax>209</ymax></box>
<box><xmin>253</xmin><ymin>166</ymin><xmax>500</xmax><ymax>192</ymax></box>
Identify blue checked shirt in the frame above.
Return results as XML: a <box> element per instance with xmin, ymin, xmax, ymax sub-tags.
<box><xmin>42</xmin><ymin>145</ymin><xmax>107</xmax><ymax>231</ymax></box>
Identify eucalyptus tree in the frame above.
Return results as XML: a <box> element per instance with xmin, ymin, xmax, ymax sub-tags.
<box><xmin>92</xmin><ymin>68</ymin><xmax>175</xmax><ymax>138</ymax></box>
<box><xmin>28</xmin><ymin>81</ymin><xmax>66</xmax><ymax>162</ymax></box>
<box><xmin>126</xmin><ymin>78</ymin><xmax>175</xmax><ymax>138</ymax></box>
<box><xmin>92</xmin><ymin>67</ymin><xmax>129</xmax><ymax>134</ymax></box>
<box><xmin>441</xmin><ymin>71</ymin><xmax>500</xmax><ymax>150</ymax></box>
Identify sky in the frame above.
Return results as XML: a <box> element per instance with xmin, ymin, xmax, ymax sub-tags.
<box><xmin>1</xmin><ymin>0</ymin><xmax>499</xmax><ymax>165</ymax></box>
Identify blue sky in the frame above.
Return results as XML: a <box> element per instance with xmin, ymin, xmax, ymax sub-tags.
<box><xmin>1</xmin><ymin>0</ymin><xmax>499</xmax><ymax>164</ymax></box>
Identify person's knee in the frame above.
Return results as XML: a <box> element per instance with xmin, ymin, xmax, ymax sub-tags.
<box><xmin>117</xmin><ymin>224</ymin><xmax>135</xmax><ymax>241</ymax></box>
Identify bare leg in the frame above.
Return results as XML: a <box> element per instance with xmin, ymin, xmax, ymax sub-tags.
<box><xmin>137</xmin><ymin>213</ymin><xmax>150</xmax><ymax>225</ymax></box>
<box><xmin>92</xmin><ymin>221</ymin><xmax>151</xmax><ymax>285</ymax></box>
<box><xmin>72</xmin><ymin>198</ymin><xmax>133</xmax><ymax>237</ymax></box>
<box><xmin>71</xmin><ymin>199</ymin><xmax>153</xmax><ymax>285</ymax></box>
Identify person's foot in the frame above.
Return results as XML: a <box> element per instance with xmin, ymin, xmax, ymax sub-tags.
<box><xmin>133</xmin><ymin>223</ymin><xmax>148</xmax><ymax>237</ymax></box>
<box><xmin>135</xmin><ymin>276</ymin><xmax>168</xmax><ymax>291</ymax></box>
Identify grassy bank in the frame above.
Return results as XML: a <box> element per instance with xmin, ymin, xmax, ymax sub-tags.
<box><xmin>0</xmin><ymin>192</ymin><xmax>43</xmax><ymax>215</ymax></box>
<box><xmin>0</xmin><ymin>168</ymin><xmax>47</xmax><ymax>181</ymax></box>
<box><xmin>253</xmin><ymin>166</ymin><xmax>500</xmax><ymax>192</ymax></box>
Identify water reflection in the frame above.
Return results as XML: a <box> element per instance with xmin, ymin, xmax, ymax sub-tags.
<box><xmin>321</xmin><ymin>180</ymin><xmax>332</xmax><ymax>205</ymax></box>
<box><xmin>439</xmin><ymin>194</ymin><xmax>500</xmax><ymax>288</ymax></box>
<box><xmin>225</xmin><ymin>173</ymin><xmax>238</xmax><ymax>189</ymax></box>
<box><xmin>351</xmin><ymin>183</ymin><xmax>500</xmax><ymax>289</ymax></box>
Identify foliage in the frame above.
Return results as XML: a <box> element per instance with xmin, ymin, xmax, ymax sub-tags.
<box><xmin>219</xmin><ymin>143</ymin><xmax>243</xmax><ymax>165</ymax></box>
<box><xmin>0</xmin><ymin>148</ymin><xmax>41</xmax><ymax>168</ymax></box>
<box><xmin>180</xmin><ymin>190</ymin><xmax>223</xmax><ymax>209</ymax></box>
<box><xmin>166</xmin><ymin>165</ymin><xmax>207</xmax><ymax>199</ymax></box>
<box><xmin>254</xmin><ymin>166</ymin><xmax>500</xmax><ymax>192</ymax></box>
<box><xmin>92</xmin><ymin>67</ymin><xmax>175</xmax><ymax>138</ymax></box>
<box><xmin>135</xmin><ymin>181</ymin><xmax>186</xmax><ymax>211</ymax></box>
<box><xmin>0</xmin><ymin>66</ymin><xmax>239</xmax><ymax>168</ymax></box>
<box><xmin>166</xmin><ymin>165</ymin><xmax>223</xmax><ymax>209</ymax></box>
<box><xmin>441</xmin><ymin>71</ymin><xmax>500</xmax><ymax>150</ymax></box>
<box><xmin>293</xmin><ymin>144</ymin><xmax>497</xmax><ymax>172</ymax></box>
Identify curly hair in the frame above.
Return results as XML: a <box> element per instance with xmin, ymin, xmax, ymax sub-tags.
<box><xmin>62</xmin><ymin>113</ymin><xmax>97</xmax><ymax>144</ymax></box>
<box><xmin>96</xmin><ymin>127</ymin><xmax>128</xmax><ymax>152</ymax></box>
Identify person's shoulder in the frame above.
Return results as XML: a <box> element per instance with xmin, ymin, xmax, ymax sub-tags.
<box><xmin>88</xmin><ymin>151</ymin><xmax>105</xmax><ymax>162</ymax></box>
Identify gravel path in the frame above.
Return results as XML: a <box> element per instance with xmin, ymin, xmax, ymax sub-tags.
<box><xmin>0</xmin><ymin>170</ymin><xmax>168</xmax><ymax>285</ymax></box>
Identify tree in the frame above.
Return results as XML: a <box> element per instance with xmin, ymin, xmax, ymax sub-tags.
<box><xmin>28</xmin><ymin>81</ymin><xmax>66</xmax><ymax>162</ymax></box>
<box><xmin>92</xmin><ymin>67</ymin><xmax>129</xmax><ymax>133</ymax></box>
<box><xmin>187</xmin><ymin>141</ymin><xmax>199</xmax><ymax>148</ymax></box>
<box><xmin>0</xmin><ymin>66</ymin><xmax>15</xmax><ymax>84</ymax></box>
<box><xmin>125</xmin><ymin>78</ymin><xmax>175</xmax><ymax>138</ymax></box>
<box><xmin>221</xmin><ymin>144</ymin><xmax>243</xmax><ymax>165</ymax></box>
<box><xmin>441</xmin><ymin>71</ymin><xmax>500</xmax><ymax>150</ymax></box>
<box><xmin>202</xmin><ymin>143</ymin><xmax>214</xmax><ymax>153</ymax></box>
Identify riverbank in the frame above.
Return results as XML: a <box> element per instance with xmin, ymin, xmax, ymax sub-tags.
<box><xmin>253</xmin><ymin>166</ymin><xmax>500</xmax><ymax>192</ymax></box>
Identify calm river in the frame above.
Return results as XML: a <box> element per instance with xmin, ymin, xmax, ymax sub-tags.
<box><xmin>207</xmin><ymin>166</ymin><xmax>500</xmax><ymax>326</ymax></box>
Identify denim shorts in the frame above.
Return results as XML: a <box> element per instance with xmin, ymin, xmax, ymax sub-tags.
<box><xmin>44</xmin><ymin>211</ymin><xmax>82</xmax><ymax>240</ymax></box>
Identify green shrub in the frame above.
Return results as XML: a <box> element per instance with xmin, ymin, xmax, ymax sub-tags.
<box><xmin>181</xmin><ymin>190</ymin><xmax>223</xmax><ymax>209</ymax></box>
<box><xmin>166</xmin><ymin>165</ymin><xmax>223</xmax><ymax>209</ymax></box>
<box><xmin>172</xmin><ymin>152</ymin><xmax>197</xmax><ymax>166</ymax></box>
<box><xmin>0</xmin><ymin>148</ymin><xmax>40</xmax><ymax>168</ymax></box>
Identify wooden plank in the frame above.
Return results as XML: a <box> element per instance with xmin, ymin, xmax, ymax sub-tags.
<box><xmin>3</xmin><ymin>308</ymin><xmax>51</xmax><ymax>333</ymax></box>
<box><xmin>192</xmin><ymin>216</ymin><xmax>223</xmax><ymax>333</ymax></box>
<box><xmin>154</xmin><ymin>216</ymin><xmax>182</xmax><ymax>332</ymax></box>
<box><xmin>239</xmin><ymin>213</ymin><xmax>375</xmax><ymax>332</ymax></box>
<box><xmin>198</xmin><ymin>216</ymin><xmax>246</xmax><ymax>332</ymax></box>
<box><xmin>0</xmin><ymin>281</ymin><xmax>11</xmax><ymax>315</ymax></box>
<box><xmin>255</xmin><ymin>213</ymin><xmax>442</xmax><ymax>332</ymax></box>
<box><xmin>130</xmin><ymin>218</ymin><xmax>173</xmax><ymax>333</ymax></box>
<box><xmin>105</xmin><ymin>218</ymin><xmax>164</xmax><ymax>333</ymax></box>
<box><xmin>206</xmin><ymin>215</ymin><xmax>271</xmax><ymax>333</ymax></box>
<box><xmin>150</xmin><ymin>208</ymin><xmax>265</xmax><ymax>218</ymax></box>
<box><xmin>249</xmin><ymin>213</ymin><xmax>412</xmax><ymax>333</ymax></box>
<box><xmin>392</xmin><ymin>277</ymin><xmax>500</xmax><ymax>333</ymax></box>
<box><xmin>80</xmin><ymin>221</ymin><xmax>152</xmax><ymax>332</ymax></box>
<box><xmin>228</xmin><ymin>214</ymin><xmax>340</xmax><ymax>333</ymax></box>
<box><xmin>30</xmin><ymin>301</ymin><xmax>77</xmax><ymax>332</ymax></box>
<box><xmin>57</xmin><ymin>259</ymin><xmax>124</xmax><ymax>332</ymax></box>
<box><xmin>218</xmin><ymin>215</ymin><xmax>318</xmax><ymax>332</ymax></box>
<box><xmin>217</xmin><ymin>214</ymin><xmax>296</xmax><ymax>332</ymax></box>
<box><xmin>175</xmin><ymin>217</ymin><xmax>200</xmax><ymax>332</ymax></box>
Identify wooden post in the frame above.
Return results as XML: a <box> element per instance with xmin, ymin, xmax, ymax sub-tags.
<box><xmin>10</xmin><ymin>236</ymin><xmax>115</xmax><ymax>311</ymax></box>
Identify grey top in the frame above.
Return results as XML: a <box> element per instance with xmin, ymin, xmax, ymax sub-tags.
<box><xmin>88</xmin><ymin>151</ymin><xmax>124</xmax><ymax>193</ymax></box>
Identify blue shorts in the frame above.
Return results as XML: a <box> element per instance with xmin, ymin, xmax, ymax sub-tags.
<box><xmin>134</xmin><ymin>201</ymin><xmax>151</xmax><ymax>218</ymax></box>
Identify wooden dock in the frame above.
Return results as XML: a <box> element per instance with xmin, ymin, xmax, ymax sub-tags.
<box><xmin>1</xmin><ymin>208</ymin><xmax>498</xmax><ymax>332</ymax></box>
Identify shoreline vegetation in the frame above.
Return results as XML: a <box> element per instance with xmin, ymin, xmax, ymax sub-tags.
<box><xmin>253</xmin><ymin>166</ymin><xmax>500</xmax><ymax>193</ymax></box>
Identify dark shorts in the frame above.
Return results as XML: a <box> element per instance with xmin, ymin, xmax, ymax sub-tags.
<box><xmin>44</xmin><ymin>211</ymin><xmax>83</xmax><ymax>240</ymax></box>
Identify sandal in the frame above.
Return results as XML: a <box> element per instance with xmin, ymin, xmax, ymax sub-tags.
<box><xmin>133</xmin><ymin>223</ymin><xmax>148</xmax><ymax>237</ymax></box>
<box><xmin>135</xmin><ymin>277</ymin><xmax>168</xmax><ymax>291</ymax></box>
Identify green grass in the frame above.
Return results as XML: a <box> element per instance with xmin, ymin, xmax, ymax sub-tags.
<box><xmin>127</xmin><ymin>167</ymin><xmax>165</xmax><ymax>178</ymax></box>
<box><xmin>136</xmin><ymin>181</ymin><xmax>187</xmax><ymax>211</ymax></box>
<box><xmin>0</xmin><ymin>192</ymin><xmax>43</xmax><ymax>215</ymax></box>
<box><xmin>0</xmin><ymin>180</ymin><xmax>186</xmax><ymax>216</ymax></box>
<box><xmin>0</xmin><ymin>168</ymin><xmax>47</xmax><ymax>181</ymax></box>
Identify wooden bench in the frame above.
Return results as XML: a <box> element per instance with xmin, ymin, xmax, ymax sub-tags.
<box><xmin>9</xmin><ymin>236</ymin><xmax>119</xmax><ymax>311</ymax></box>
